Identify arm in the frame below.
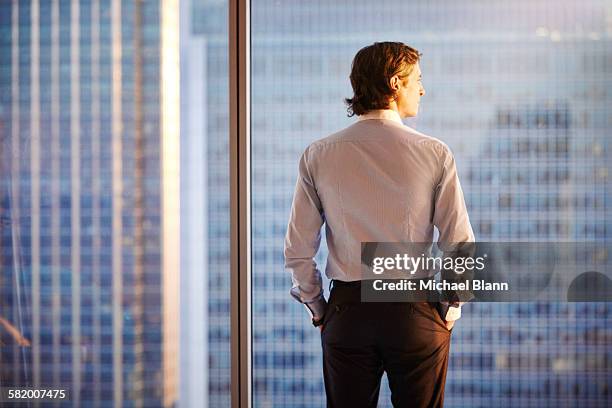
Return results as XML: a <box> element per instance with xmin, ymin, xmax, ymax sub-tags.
<box><xmin>284</xmin><ymin>147</ymin><xmax>327</xmax><ymax>325</ymax></box>
<box><xmin>432</xmin><ymin>145</ymin><xmax>475</xmax><ymax>321</ymax></box>
<box><xmin>0</xmin><ymin>316</ymin><xmax>31</xmax><ymax>346</ymax></box>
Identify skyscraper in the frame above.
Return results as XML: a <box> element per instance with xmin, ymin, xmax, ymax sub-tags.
<box><xmin>180</xmin><ymin>0</ymin><xmax>231</xmax><ymax>406</ymax></box>
<box><xmin>0</xmin><ymin>0</ymin><xmax>179</xmax><ymax>406</ymax></box>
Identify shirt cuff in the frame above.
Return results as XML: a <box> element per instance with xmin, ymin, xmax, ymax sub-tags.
<box><xmin>304</xmin><ymin>296</ymin><xmax>328</xmax><ymax>322</ymax></box>
<box><xmin>290</xmin><ymin>286</ymin><xmax>328</xmax><ymax>320</ymax></box>
<box><xmin>440</xmin><ymin>301</ymin><xmax>462</xmax><ymax>321</ymax></box>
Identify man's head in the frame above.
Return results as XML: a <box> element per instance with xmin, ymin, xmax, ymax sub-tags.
<box><xmin>345</xmin><ymin>42</ymin><xmax>425</xmax><ymax>118</ymax></box>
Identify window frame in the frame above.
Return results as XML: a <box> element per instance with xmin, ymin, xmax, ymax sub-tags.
<box><xmin>229</xmin><ymin>0</ymin><xmax>252</xmax><ymax>407</ymax></box>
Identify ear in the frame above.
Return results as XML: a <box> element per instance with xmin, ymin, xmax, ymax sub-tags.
<box><xmin>389</xmin><ymin>75</ymin><xmax>401</xmax><ymax>91</ymax></box>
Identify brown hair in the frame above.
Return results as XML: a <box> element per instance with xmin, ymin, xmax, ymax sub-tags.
<box><xmin>345</xmin><ymin>42</ymin><xmax>421</xmax><ymax>117</ymax></box>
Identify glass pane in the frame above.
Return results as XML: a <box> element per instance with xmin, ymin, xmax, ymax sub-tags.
<box><xmin>181</xmin><ymin>0</ymin><xmax>231</xmax><ymax>406</ymax></box>
<box><xmin>250</xmin><ymin>0</ymin><xmax>611</xmax><ymax>406</ymax></box>
<box><xmin>0</xmin><ymin>0</ymin><xmax>228</xmax><ymax>405</ymax></box>
<box><xmin>0</xmin><ymin>1</ymin><xmax>212</xmax><ymax>406</ymax></box>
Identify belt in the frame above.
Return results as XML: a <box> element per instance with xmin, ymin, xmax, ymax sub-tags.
<box><xmin>330</xmin><ymin>278</ymin><xmax>438</xmax><ymax>303</ymax></box>
<box><xmin>330</xmin><ymin>279</ymin><xmax>362</xmax><ymax>290</ymax></box>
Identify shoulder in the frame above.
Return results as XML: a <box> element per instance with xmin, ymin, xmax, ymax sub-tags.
<box><xmin>302</xmin><ymin>122</ymin><xmax>454</xmax><ymax>162</ymax></box>
<box><xmin>299</xmin><ymin>126</ymin><xmax>354</xmax><ymax>164</ymax></box>
<box><xmin>307</xmin><ymin>125</ymin><xmax>354</xmax><ymax>151</ymax></box>
<box><xmin>401</xmin><ymin>126</ymin><xmax>452</xmax><ymax>157</ymax></box>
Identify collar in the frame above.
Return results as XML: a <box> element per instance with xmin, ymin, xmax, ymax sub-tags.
<box><xmin>357</xmin><ymin>109</ymin><xmax>403</xmax><ymax>125</ymax></box>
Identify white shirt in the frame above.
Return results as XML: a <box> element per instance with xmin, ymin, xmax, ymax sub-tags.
<box><xmin>284</xmin><ymin>109</ymin><xmax>474</xmax><ymax>320</ymax></box>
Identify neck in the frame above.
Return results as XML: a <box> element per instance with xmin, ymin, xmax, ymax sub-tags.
<box><xmin>386</xmin><ymin>101</ymin><xmax>402</xmax><ymax>118</ymax></box>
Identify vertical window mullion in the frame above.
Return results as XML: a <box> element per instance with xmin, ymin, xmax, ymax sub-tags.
<box><xmin>229</xmin><ymin>0</ymin><xmax>252</xmax><ymax>407</ymax></box>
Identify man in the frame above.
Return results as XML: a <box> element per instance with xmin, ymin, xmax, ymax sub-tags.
<box><xmin>284</xmin><ymin>42</ymin><xmax>474</xmax><ymax>407</ymax></box>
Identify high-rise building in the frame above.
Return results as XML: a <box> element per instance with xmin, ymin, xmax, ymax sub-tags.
<box><xmin>180</xmin><ymin>0</ymin><xmax>231</xmax><ymax>406</ymax></box>
<box><xmin>0</xmin><ymin>1</ymin><xmax>179</xmax><ymax>406</ymax></box>
<box><xmin>179</xmin><ymin>0</ymin><xmax>230</xmax><ymax>406</ymax></box>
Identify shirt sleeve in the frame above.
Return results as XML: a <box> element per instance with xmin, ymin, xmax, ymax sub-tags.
<box><xmin>432</xmin><ymin>145</ymin><xmax>476</xmax><ymax>313</ymax></box>
<box><xmin>284</xmin><ymin>147</ymin><xmax>327</xmax><ymax>321</ymax></box>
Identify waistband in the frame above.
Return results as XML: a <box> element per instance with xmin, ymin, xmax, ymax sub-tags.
<box><xmin>329</xmin><ymin>278</ymin><xmax>438</xmax><ymax>304</ymax></box>
<box><xmin>330</xmin><ymin>279</ymin><xmax>361</xmax><ymax>289</ymax></box>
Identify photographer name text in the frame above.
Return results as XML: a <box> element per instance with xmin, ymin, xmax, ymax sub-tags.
<box><xmin>372</xmin><ymin>279</ymin><xmax>508</xmax><ymax>291</ymax></box>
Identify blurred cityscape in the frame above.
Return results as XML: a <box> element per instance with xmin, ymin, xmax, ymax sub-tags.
<box><xmin>2</xmin><ymin>0</ymin><xmax>612</xmax><ymax>407</ymax></box>
<box><xmin>0</xmin><ymin>0</ymin><xmax>179</xmax><ymax>406</ymax></box>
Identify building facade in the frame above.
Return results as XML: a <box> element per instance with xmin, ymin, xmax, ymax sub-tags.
<box><xmin>0</xmin><ymin>0</ymin><xmax>179</xmax><ymax>406</ymax></box>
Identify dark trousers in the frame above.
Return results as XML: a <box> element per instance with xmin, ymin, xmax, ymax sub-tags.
<box><xmin>321</xmin><ymin>280</ymin><xmax>452</xmax><ymax>408</ymax></box>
